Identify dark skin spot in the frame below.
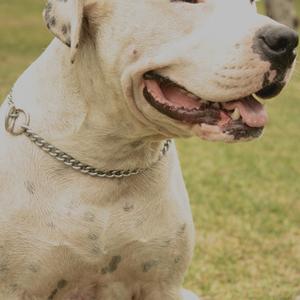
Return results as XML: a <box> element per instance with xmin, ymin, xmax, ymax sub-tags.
<box><xmin>45</xmin><ymin>2</ymin><xmax>52</xmax><ymax>11</ymax></box>
<box><xmin>49</xmin><ymin>16</ymin><xmax>56</xmax><ymax>27</ymax></box>
<box><xmin>163</xmin><ymin>239</ymin><xmax>171</xmax><ymax>247</ymax></box>
<box><xmin>48</xmin><ymin>279</ymin><xmax>67</xmax><ymax>299</ymax></box>
<box><xmin>48</xmin><ymin>288</ymin><xmax>58</xmax><ymax>300</ymax></box>
<box><xmin>174</xmin><ymin>256</ymin><xmax>182</xmax><ymax>264</ymax></box>
<box><xmin>66</xmin><ymin>38</ymin><xmax>71</xmax><ymax>48</ymax></box>
<box><xmin>62</xmin><ymin>24</ymin><xmax>68</xmax><ymax>36</ymax></box>
<box><xmin>177</xmin><ymin>223</ymin><xmax>186</xmax><ymax>235</ymax></box>
<box><xmin>57</xmin><ymin>279</ymin><xmax>68</xmax><ymax>289</ymax></box>
<box><xmin>0</xmin><ymin>263</ymin><xmax>8</xmax><ymax>272</ymax></box>
<box><xmin>44</xmin><ymin>2</ymin><xmax>52</xmax><ymax>22</ymax></box>
<box><xmin>67</xmin><ymin>23</ymin><xmax>71</xmax><ymax>32</ymax></box>
<box><xmin>28</xmin><ymin>264</ymin><xmax>39</xmax><ymax>273</ymax></box>
<box><xmin>101</xmin><ymin>256</ymin><xmax>122</xmax><ymax>274</ymax></box>
<box><xmin>46</xmin><ymin>222</ymin><xmax>56</xmax><ymax>229</ymax></box>
<box><xmin>88</xmin><ymin>233</ymin><xmax>99</xmax><ymax>241</ymax></box>
<box><xmin>25</xmin><ymin>181</ymin><xmax>35</xmax><ymax>195</ymax></box>
<box><xmin>84</xmin><ymin>212</ymin><xmax>96</xmax><ymax>222</ymax></box>
<box><xmin>131</xmin><ymin>140</ymin><xmax>144</xmax><ymax>148</ymax></box>
<box><xmin>108</xmin><ymin>256</ymin><xmax>122</xmax><ymax>272</ymax></box>
<box><xmin>91</xmin><ymin>246</ymin><xmax>101</xmax><ymax>255</ymax></box>
<box><xmin>9</xmin><ymin>284</ymin><xmax>18</xmax><ymax>292</ymax></box>
<box><xmin>123</xmin><ymin>203</ymin><xmax>134</xmax><ymax>212</ymax></box>
<box><xmin>142</xmin><ymin>260</ymin><xmax>159</xmax><ymax>273</ymax></box>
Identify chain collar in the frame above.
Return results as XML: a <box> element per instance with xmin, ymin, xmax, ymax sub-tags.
<box><xmin>5</xmin><ymin>89</ymin><xmax>171</xmax><ymax>179</ymax></box>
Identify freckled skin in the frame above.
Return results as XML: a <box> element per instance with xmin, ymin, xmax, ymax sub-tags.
<box><xmin>25</xmin><ymin>181</ymin><xmax>35</xmax><ymax>195</ymax></box>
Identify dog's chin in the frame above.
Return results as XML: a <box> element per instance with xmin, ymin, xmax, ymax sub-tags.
<box><xmin>142</xmin><ymin>71</ymin><xmax>285</xmax><ymax>142</ymax></box>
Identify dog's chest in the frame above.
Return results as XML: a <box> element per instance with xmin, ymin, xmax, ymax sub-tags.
<box><xmin>0</xmin><ymin>181</ymin><xmax>193</xmax><ymax>299</ymax></box>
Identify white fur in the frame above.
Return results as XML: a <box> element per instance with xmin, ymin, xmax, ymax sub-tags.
<box><xmin>0</xmin><ymin>0</ymin><xmax>295</xmax><ymax>299</ymax></box>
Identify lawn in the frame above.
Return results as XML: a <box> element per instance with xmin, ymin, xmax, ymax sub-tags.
<box><xmin>0</xmin><ymin>1</ymin><xmax>299</xmax><ymax>300</ymax></box>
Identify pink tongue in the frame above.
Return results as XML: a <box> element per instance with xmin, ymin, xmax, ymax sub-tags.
<box><xmin>162</xmin><ymin>85</ymin><xmax>200</xmax><ymax>109</ymax></box>
<box><xmin>145</xmin><ymin>80</ymin><xmax>200</xmax><ymax>109</ymax></box>
<box><xmin>223</xmin><ymin>97</ymin><xmax>268</xmax><ymax>128</ymax></box>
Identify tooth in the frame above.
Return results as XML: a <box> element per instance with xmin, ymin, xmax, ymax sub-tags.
<box><xmin>253</xmin><ymin>93</ymin><xmax>262</xmax><ymax>101</ymax></box>
<box><xmin>231</xmin><ymin>108</ymin><xmax>241</xmax><ymax>120</ymax></box>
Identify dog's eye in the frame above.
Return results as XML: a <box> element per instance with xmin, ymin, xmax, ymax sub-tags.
<box><xmin>171</xmin><ymin>0</ymin><xmax>200</xmax><ymax>4</ymax></box>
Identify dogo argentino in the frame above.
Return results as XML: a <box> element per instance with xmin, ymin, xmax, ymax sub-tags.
<box><xmin>0</xmin><ymin>0</ymin><xmax>298</xmax><ymax>299</ymax></box>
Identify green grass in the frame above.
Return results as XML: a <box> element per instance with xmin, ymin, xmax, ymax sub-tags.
<box><xmin>0</xmin><ymin>1</ymin><xmax>299</xmax><ymax>300</ymax></box>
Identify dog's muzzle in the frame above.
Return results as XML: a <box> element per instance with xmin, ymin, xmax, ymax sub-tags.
<box><xmin>254</xmin><ymin>24</ymin><xmax>299</xmax><ymax>85</ymax></box>
<box><xmin>143</xmin><ymin>72</ymin><xmax>267</xmax><ymax>140</ymax></box>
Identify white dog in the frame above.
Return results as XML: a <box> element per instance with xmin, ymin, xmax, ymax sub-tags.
<box><xmin>0</xmin><ymin>0</ymin><xmax>298</xmax><ymax>299</ymax></box>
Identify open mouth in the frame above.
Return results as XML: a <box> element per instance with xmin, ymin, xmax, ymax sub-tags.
<box><xmin>143</xmin><ymin>71</ymin><xmax>269</xmax><ymax>140</ymax></box>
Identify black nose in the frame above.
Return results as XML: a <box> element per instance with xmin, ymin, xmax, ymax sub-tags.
<box><xmin>255</xmin><ymin>25</ymin><xmax>299</xmax><ymax>68</ymax></box>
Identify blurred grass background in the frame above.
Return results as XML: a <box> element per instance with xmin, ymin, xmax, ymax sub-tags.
<box><xmin>0</xmin><ymin>1</ymin><xmax>299</xmax><ymax>299</ymax></box>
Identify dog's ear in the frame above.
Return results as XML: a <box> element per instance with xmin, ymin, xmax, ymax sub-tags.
<box><xmin>43</xmin><ymin>0</ymin><xmax>96</xmax><ymax>63</ymax></box>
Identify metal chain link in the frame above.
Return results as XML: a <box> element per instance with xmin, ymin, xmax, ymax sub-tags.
<box><xmin>8</xmin><ymin>90</ymin><xmax>13</xmax><ymax>106</ymax></box>
<box><xmin>5</xmin><ymin>89</ymin><xmax>171</xmax><ymax>179</ymax></box>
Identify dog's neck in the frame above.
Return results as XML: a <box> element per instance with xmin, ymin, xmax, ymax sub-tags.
<box><xmin>14</xmin><ymin>40</ymin><xmax>166</xmax><ymax>171</ymax></box>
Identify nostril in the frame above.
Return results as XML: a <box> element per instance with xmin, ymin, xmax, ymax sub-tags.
<box><xmin>260</xmin><ymin>35</ymin><xmax>290</xmax><ymax>54</ymax></box>
<box><xmin>259</xmin><ymin>25</ymin><xmax>299</xmax><ymax>55</ymax></box>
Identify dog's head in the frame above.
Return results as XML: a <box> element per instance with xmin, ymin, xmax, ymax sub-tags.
<box><xmin>44</xmin><ymin>0</ymin><xmax>298</xmax><ymax>142</ymax></box>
